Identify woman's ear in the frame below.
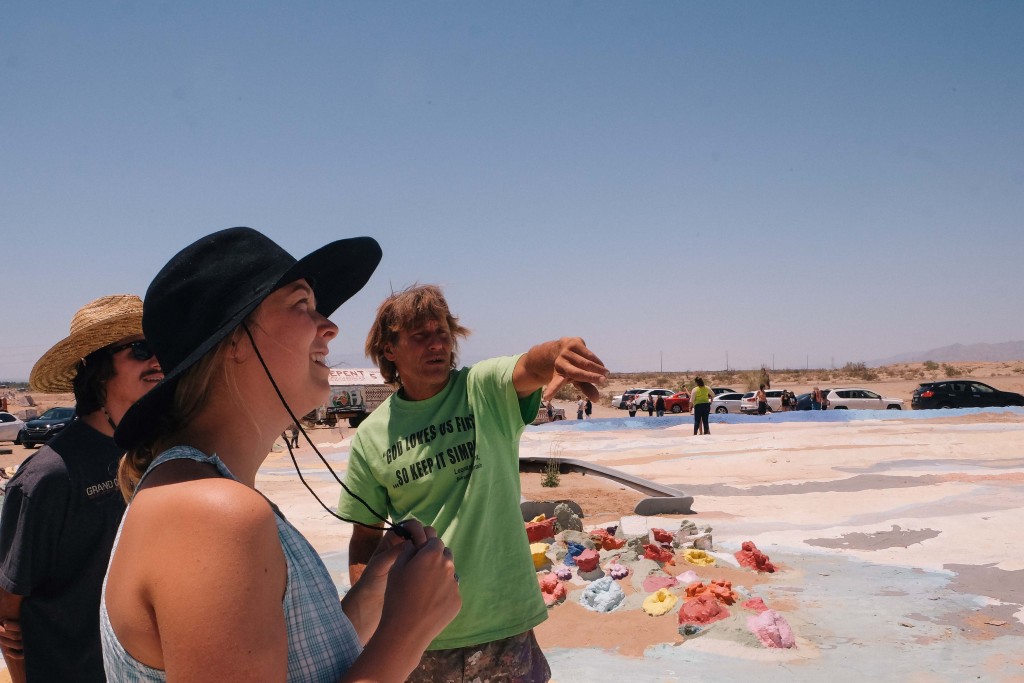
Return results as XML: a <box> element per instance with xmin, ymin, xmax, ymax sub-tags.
<box><xmin>382</xmin><ymin>342</ymin><xmax>396</xmax><ymax>362</ymax></box>
<box><xmin>229</xmin><ymin>327</ymin><xmax>252</xmax><ymax>363</ymax></box>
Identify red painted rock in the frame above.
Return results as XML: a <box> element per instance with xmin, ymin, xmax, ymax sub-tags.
<box><xmin>642</xmin><ymin>575</ymin><xmax>679</xmax><ymax>593</ymax></box>
<box><xmin>735</xmin><ymin>541</ymin><xmax>777</xmax><ymax>573</ymax></box>
<box><xmin>678</xmin><ymin>593</ymin><xmax>730</xmax><ymax>625</ymax></box>
<box><xmin>742</xmin><ymin>597</ymin><xmax>769</xmax><ymax>613</ymax></box>
<box><xmin>538</xmin><ymin>573</ymin><xmax>567</xmax><ymax>607</ymax></box>
<box><xmin>576</xmin><ymin>548</ymin><xmax>600</xmax><ymax>572</ymax></box>
<box><xmin>643</xmin><ymin>543</ymin><xmax>675</xmax><ymax>564</ymax></box>
<box><xmin>526</xmin><ymin>517</ymin><xmax>556</xmax><ymax>543</ymax></box>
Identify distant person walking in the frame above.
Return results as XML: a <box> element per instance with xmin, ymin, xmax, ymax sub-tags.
<box><xmin>577</xmin><ymin>395</ymin><xmax>585</xmax><ymax>420</ymax></box>
<box><xmin>655</xmin><ymin>394</ymin><xmax>665</xmax><ymax>417</ymax></box>
<box><xmin>780</xmin><ymin>390</ymin><xmax>792</xmax><ymax>412</ymax></box>
<box><xmin>756</xmin><ymin>385</ymin><xmax>770</xmax><ymax>415</ymax></box>
<box><xmin>546</xmin><ymin>400</ymin><xmax>554</xmax><ymax>422</ymax></box>
<box><xmin>691</xmin><ymin>377</ymin><xmax>712</xmax><ymax>435</ymax></box>
<box><xmin>585</xmin><ymin>398</ymin><xmax>592</xmax><ymax>420</ymax></box>
<box><xmin>760</xmin><ymin>366</ymin><xmax>771</xmax><ymax>390</ymax></box>
<box><xmin>626</xmin><ymin>396</ymin><xmax>637</xmax><ymax>417</ymax></box>
<box><xmin>646</xmin><ymin>395</ymin><xmax>655</xmax><ymax>417</ymax></box>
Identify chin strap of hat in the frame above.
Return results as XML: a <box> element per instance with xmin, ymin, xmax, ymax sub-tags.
<box><xmin>241</xmin><ymin>324</ymin><xmax>411</xmax><ymax>541</ymax></box>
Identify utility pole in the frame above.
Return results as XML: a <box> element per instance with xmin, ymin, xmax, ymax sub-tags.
<box><xmin>660</xmin><ymin>351</ymin><xmax>663</xmax><ymax>373</ymax></box>
<box><xmin>726</xmin><ymin>351</ymin><xmax>729</xmax><ymax>371</ymax></box>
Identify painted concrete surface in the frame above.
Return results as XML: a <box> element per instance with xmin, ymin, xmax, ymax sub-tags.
<box><xmin>235</xmin><ymin>410</ymin><xmax>1024</xmax><ymax>680</ymax></box>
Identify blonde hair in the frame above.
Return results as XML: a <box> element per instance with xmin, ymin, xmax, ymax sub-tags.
<box><xmin>116</xmin><ymin>337</ymin><xmax>232</xmax><ymax>501</ymax></box>
<box><xmin>364</xmin><ymin>284</ymin><xmax>470</xmax><ymax>384</ymax></box>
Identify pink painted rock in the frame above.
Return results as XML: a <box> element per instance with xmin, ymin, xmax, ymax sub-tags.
<box><xmin>575</xmin><ymin>549</ymin><xmax>600</xmax><ymax>573</ymax></box>
<box><xmin>526</xmin><ymin>517</ymin><xmax>556</xmax><ymax>543</ymax></box>
<box><xmin>742</xmin><ymin>598</ymin><xmax>769</xmax><ymax>613</ymax></box>
<box><xmin>642</xmin><ymin>575</ymin><xmax>679</xmax><ymax>593</ymax></box>
<box><xmin>605</xmin><ymin>562</ymin><xmax>629</xmax><ymax>580</ymax></box>
<box><xmin>747</xmin><ymin>609</ymin><xmax>795</xmax><ymax>648</ymax></box>
<box><xmin>735</xmin><ymin>541</ymin><xmax>777</xmax><ymax>573</ymax></box>
<box><xmin>644</xmin><ymin>544</ymin><xmax>675</xmax><ymax>564</ymax></box>
<box><xmin>538</xmin><ymin>573</ymin><xmax>567</xmax><ymax>607</ymax></box>
<box><xmin>678</xmin><ymin>594</ymin><xmax>730</xmax><ymax>626</ymax></box>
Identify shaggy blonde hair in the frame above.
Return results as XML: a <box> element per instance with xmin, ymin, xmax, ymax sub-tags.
<box><xmin>364</xmin><ymin>284</ymin><xmax>470</xmax><ymax>385</ymax></box>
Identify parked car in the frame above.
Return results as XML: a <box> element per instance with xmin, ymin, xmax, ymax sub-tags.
<box><xmin>826</xmin><ymin>388</ymin><xmax>903</xmax><ymax>410</ymax></box>
<box><xmin>532</xmin><ymin>400</ymin><xmax>566</xmax><ymax>425</ymax></box>
<box><xmin>740</xmin><ymin>389</ymin><xmax>786</xmax><ymax>414</ymax></box>
<box><xmin>0</xmin><ymin>412</ymin><xmax>26</xmax><ymax>442</ymax></box>
<box><xmin>663</xmin><ymin>392</ymin><xmax>691</xmax><ymax>413</ymax></box>
<box><xmin>911</xmin><ymin>381</ymin><xmax>1024</xmax><ymax>410</ymax></box>
<box><xmin>635</xmin><ymin>388</ymin><xmax>675</xmax><ymax>411</ymax></box>
<box><xmin>611</xmin><ymin>388</ymin><xmax>646</xmax><ymax>409</ymax></box>
<box><xmin>18</xmin><ymin>406</ymin><xmax>76</xmax><ymax>447</ymax></box>
<box><xmin>712</xmin><ymin>387</ymin><xmax>737</xmax><ymax>396</ymax></box>
<box><xmin>793</xmin><ymin>390</ymin><xmax>832</xmax><ymax>411</ymax></box>
<box><xmin>710</xmin><ymin>392</ymin><xmax>746</xmax><ymax>414</ymax></box>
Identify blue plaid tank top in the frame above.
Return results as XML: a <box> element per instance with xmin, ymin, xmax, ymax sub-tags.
<box><xmin>100</xmin><ymin>446</ymin><xmax>362</xmax><ymax>681</ymax></box>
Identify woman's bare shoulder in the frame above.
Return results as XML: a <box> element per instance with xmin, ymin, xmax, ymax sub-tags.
<box><xmin>127</xmin><ymin>461</ymin><xmax>278</xmax><ymax>541</ymax></box>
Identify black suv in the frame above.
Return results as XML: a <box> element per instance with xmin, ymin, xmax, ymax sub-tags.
<box><xmin>911</xmin><ymin>381</ymin><xmax>1024</xmax><ymax>410</ymax></box>
<box><xmin>19</xmin><ymin>407</ymin><xmax>76</xmax><ymax>447</ymax></box>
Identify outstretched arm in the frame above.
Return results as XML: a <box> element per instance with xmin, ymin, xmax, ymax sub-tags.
<box><xmin>513</xmin><ymin>337</ymin><xmax>608</xmax><ymax>400</ymax></box>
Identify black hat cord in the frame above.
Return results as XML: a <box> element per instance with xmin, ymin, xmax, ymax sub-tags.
<box><xmin>241</xmin><ymin>323</ymin><xmax>411</xmax><ymax>541</ymax></box>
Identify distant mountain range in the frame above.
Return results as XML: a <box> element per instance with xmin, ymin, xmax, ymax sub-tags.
<box><xmin>872</xmin><ymin>341</ymin><xmax>1024</xmax><ymax>366</ymax></box>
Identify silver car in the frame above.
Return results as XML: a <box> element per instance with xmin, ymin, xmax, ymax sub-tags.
<box><xmin>0</xmin><ymin>411</ymin><xmax>26</xmax><ymax>442</ymax></box>
<box><xmin>710</xmin><ymin>392</ymin><xmax>746</xmax><ymax>414</ymax></box>
<box><xmin>827</xmin><ymin>388</ymin><xmax>904</xmax><ymax>410</ymax></box>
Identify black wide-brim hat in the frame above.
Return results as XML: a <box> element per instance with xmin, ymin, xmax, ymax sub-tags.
<box><xmin>115</xmin><ymin>227</ymin><xmax>382</xmax><ymax>450</ymax></box>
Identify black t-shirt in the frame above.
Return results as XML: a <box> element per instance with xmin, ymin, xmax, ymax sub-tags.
<box><xmin>0</xmin><ymin>419</ymin><xmax>126</xmax><ymax>682</ymax></box>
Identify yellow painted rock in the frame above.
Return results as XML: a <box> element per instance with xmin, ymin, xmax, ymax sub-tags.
<box><xmin>531</xmin><ymin>542</ymin><xmax>551</xmax><ymax>569</ymax></box>
<box><xmin>683</xmin><ymin>549</ymin><xmax>716</xmax><ymax>566</ymax></box>
<box><xmin>642</xmin><ymin>588</ymin><xmax>679</xmax><ymax>616</ymax></box>
<box><xmin>531</xmin><ymin>513</ymin><xmax>547</xmax><ymax>523</ymax></box>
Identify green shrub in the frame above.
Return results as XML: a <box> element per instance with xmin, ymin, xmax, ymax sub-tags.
<box><xmin>841</xmin><ymin>362</ymin><xmax>879</xmax><ymax>382</ymax></box>
<box><xmin>923</xmin><ymin>360</ymin><xmax>939</xmax><ymax>371</ymax></box>
<box><xmin>943</xmin><ymin>363</ymin><xmax>964</xmax><ymax>377</ymax></box>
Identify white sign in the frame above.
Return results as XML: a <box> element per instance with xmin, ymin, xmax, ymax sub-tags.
<box><xmin>328</xmin><ymin>368</ymin><xmax>386</xmax><ymax>386</ymax></box>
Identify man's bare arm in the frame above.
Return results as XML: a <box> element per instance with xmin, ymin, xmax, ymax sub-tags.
<box><xmin>0</xmin><ymin>587</ymin><xmax>25</xmax><ymax>683</ymax></box>
<box><xmin>513</xmin><ymin>337</ymin><xmax>608</xmax><ymax>400</ymax></box>
<box><xmin>348</xmin><ymin>523</ymin><xmax>385</xmax><ymax>585</ymax></box>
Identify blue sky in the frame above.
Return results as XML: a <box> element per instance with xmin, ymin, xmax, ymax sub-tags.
<box><xmin>2</xmin><ymin>2</ymin><xmax>1022</xmax><ymax>380</ymax></box>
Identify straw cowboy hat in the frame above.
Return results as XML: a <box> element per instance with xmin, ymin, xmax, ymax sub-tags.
<box><xmin>115</xmin><ymin>227</ymin><xmax>381</xmax><ymax>450</ymax></box>
<box><xmin>29</xmin><ymin>295</ymin><xmax>144</xmax><ymax>393</ymax></box>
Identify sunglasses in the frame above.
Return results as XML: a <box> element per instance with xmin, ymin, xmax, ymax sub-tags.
<box><xmin>107</xmin><ymin>340</ymin><xmax>155</xmax><ymax>361</ymax></box>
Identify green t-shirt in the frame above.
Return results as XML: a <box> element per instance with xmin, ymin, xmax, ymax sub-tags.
<box><xmin>339</xmin><ymin>355</ymin><xmax>546</xmax><ymax>650</ymax></box>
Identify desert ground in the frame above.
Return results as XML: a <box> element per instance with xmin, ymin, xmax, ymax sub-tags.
<box><xmin>2</xmin><ymin>362</ymin><xmax>1024</xmax><ymax>681</ymax></box>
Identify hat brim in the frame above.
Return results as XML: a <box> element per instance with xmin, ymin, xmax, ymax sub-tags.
<box><xmin>29</xmin><ymin>313</ymin><xmax>144</xmax><ymax>393</ymax></box>
<box><xmin>115</xmin><ymin>236</ymin><xmax>382</xmax><ymax>450</ymax></box>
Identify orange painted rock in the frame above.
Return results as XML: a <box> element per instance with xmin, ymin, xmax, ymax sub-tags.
<box><xmin>591</xmin><ymin>528</ymin><xmax>626</xmax><ymax>550</ymax></box>
<box><xmin>685</xmin><ymin>579</ymin><xmax>737</xmax><ymax>605</ymax></box>
<box><xmin>526</xmin><ymin>516</ymin><xmax>556</xmax><ymax>543</ymax></box>
<box><xmin>735</xmin><ymin>541</ymin><xmax>777</xmax><ymax>573</ymax></box>
<box><xmin>651</xmin><ymin>528</ymin><xmax>674</xmax><ymax>544</ymax></box>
